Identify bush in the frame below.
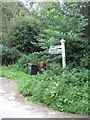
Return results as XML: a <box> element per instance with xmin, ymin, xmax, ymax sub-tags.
<box><xmin>1</xmin><ymin>46</ymin><xmax>21</xmax><ymax>65</ymax></box>
<box><xmin>3</xmin><ymin>18</ymin><xmax>42</xmax><ymax>53</ymax></box>
<box><xmin>15</xmin><ymin>52</ymin><xmax>48</xmax><ymax>72</ymax></box>
<box><xmin>14</xmin><ymin>51</ymin><xmax>63</xmax><ymax>73</ymax></box>
<box><xmin>17</xmin><ymin>68</ymin><xmax>88</xmax><ymax>115</ymax></box>
<box><xmin>46</xmin><ymin>63</ymin><xmax>63</xmax><ymax>76</ymax></box>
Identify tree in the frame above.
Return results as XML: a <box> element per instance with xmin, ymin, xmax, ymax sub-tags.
<box><xmin>2</xmin><ymin>16</ymin><xmax>42</xmax><ymax>54</ymax></box>
<box><xmin>33</xmin><ymin>2</ymin><xmax>88</xmax><ymax>68</ymax></box>
<box><xmin>1</xmin><ymin>2</ymin><xmax>30</xmax><ymax>32</ymax></box>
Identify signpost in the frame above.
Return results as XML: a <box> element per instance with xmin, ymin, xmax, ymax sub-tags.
<box><xmin>49</xmin><ymin>45</ymin><xmax>62</xmax><ymax>55</ymax></box>
<box><xmin>49</xmin><ymin>38</ymin><xmax>66</xmax><ymax>69</ymax></box>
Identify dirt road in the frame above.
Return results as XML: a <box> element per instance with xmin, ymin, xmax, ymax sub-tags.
<box><xmin>0</xmin><ymin>77</ymin><xmax>89</xmax><ymax>119</ymax></box>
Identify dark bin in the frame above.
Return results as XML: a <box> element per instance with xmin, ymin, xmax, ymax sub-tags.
<box><xmin>28</xmin><ymin>63</ymin><xmax>38</xmax><ymax>75</ymax></box>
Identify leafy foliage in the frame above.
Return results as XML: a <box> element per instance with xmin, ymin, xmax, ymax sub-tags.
<box><xmin>1</xmin><ymin>2</ymin><xmax>89</xmax><ymax>67</ymax></box>
<box><xmin>1</xmin><ymin>66</ymin><xmax>88</xmax><ymax>115</ymax></box>
<box><xmin>1</xmin><ymin>2</ymin><xmax>30</xmax><ymax>32</ymax></box>
<box><xmin>13</xmin><ymin>51</ymin><xmax>63</xmax><ymax>73</ymax></box>
<box><xmin>1</xmin><ymin>46</ymin><xmax>21</xmax><ymax>65</ymax></box>
<box><xmin>35</xmin><ymin>2</ymin><xmax>88</xmax><ymax>68</ymax></box>
<box><xmin>1</xmin><ymin>1</ymin><xmax>89</xmax><ymax>115</ymax></box>
<box><xmin>2</xmin><ymin>18</ymin><xmax>41</xmax><ymax>53</ymax></box>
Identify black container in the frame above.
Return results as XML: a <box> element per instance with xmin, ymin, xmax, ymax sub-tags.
<box><xmin>28</xmin><ymin>63</ymin><xmax>38</xmax><ymax>75</ymax></box>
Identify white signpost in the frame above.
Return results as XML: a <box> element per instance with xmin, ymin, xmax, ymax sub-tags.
<box><xmin>49</xmin><ymin>38</ymin><xmax>66</xmax><ymax>69</ymax></box>
<box><xmin>49</xmin><ymin>45</ymin><xmax>62</xmax><ymax>55</ymax></box>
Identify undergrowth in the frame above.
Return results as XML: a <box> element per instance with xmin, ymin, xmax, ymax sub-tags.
<box><xmin>1</xmin><ymin>66</ymin><xmax>89</xmax><ymax>115</ymax></box>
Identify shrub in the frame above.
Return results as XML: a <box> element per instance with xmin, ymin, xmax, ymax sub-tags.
<box><xmin>3</xmin><ymin>18</ymin><xmax>42</xmax><ymax>53</ymax></box>
<box><xmin>15</xmin><ymin>51</ymin><xmax>63</xmax><ymax>73</ymax></box>
<box><xmin>16</xmin><ymin>52</ymin><xmax>48</xmax><ymax>72</ymax></box>
<box><xmin>46</xmin><ymin>63</ymin><xmax>63</xmax><ymax>76</ymax></box>
<box><xmin>17</xmin><ymin>68</ymin><xmax>88</xmax><ymax>115</ymax></box>
<box><xmin>1</xmin><ymin>46</ymin><xmax>21</xmax><ymax>65</ymax></box>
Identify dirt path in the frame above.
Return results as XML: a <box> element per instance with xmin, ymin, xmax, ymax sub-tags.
<box><xmin>0</xmin><ymin>77</ymin><xmax>89</xmax><ymax>119</ymax></box>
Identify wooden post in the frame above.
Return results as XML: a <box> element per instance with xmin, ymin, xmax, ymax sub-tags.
<box><xmin>60</xmin><ymin>38</ymin><xmax>66</xmax><ymax>69</ymax></box>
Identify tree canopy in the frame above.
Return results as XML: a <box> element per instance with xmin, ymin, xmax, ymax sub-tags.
<box><xmin>1</xmin><ymin>1</ymin><xmax>89</xmax><ymax>68</ymax></box>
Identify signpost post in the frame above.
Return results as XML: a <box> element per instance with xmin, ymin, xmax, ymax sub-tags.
<box><xmin>49</xmin><ymin>38</ymin><xmax>66</xmax><ymax>69</ymax></box>
<box><xmin>60</xmin><ymin>38</ymin><xmax>66</xmax><ymax>69</ymax></box>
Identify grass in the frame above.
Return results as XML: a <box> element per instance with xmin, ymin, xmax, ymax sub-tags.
<box><xmin>1</xmin><ymin>66</ymin><xmax>30</xmax><ymax>82</ymax></box>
